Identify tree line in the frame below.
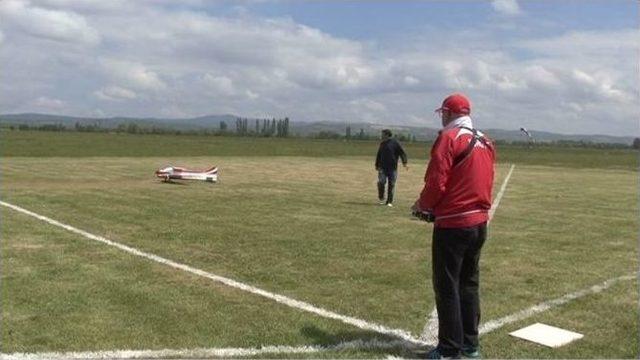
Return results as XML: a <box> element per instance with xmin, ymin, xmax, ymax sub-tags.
<box><xmin>232</xmin><ymin>117</ymin><xmax>290</xmax><ymax>137</ymax></box>
<box><xmin>2</xmin><ymin>122</ymin><xmax>636</xmax><ymax>149</ymax></box>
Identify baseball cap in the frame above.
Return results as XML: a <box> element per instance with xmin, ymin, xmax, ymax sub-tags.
<box><xmin>435</xmin><ymin>93</ymin><xmax>471</xmax><ymax>115</ymax></box>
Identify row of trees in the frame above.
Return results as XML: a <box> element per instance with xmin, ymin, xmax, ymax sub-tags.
<box><xmin>345</xmin><ymin>126</ymin><xmax>418</xmax><ymax>142</ymax></box>
<box><xmin>5</xmin><ymin>122</ymin><xmax>385</xmax><ymax>142</ymax></box>
<box><xmin>3</xmin><ymin>123</ymin><xmax>637</xmax><ymax>149</ymax></box>
<box><xmin>231</xmin><ymin>117</ymin><xmax>290</xmax><ymax>137</ymax></box>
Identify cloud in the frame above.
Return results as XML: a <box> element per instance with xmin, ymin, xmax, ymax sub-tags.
<box><xmin>203</xmin><ymin>74</ymin><xmax>237</xmax><ymax>96</ymax></box>
<box><xmin>32</xmin><ymin>96</ymin><xmax>66</xmax><ymax>110</ymax></box>
<box><xmin>94</xmin><ymin>86</ymin><xmax>138</xmax><ymax>101</ymax></box>
<box><xmin>403</xmin><ymin>76</ymin><xmax>420</xmax><ymax>86</ymax></box>
<box><xmin>491</xmin><ymin>0</ymin><xmax>522</xmax><ymax>16</ymax></box>
<box><xmin>34</xmin><ymin>0</ymin><xmax>131</xmax><ymax>13</ymax></box>
<box><xmin>350</xmin><ymin>98</ymin><xmax>387</xmax><ymax>112</ymax></box>
<box><xmin>95</xmin><ymin>10</ymin><xmax>373</xmax><ymax>90</ymax></box>
<box><xmin>519</xmin><ymin>29</ymin><xmax>638</xmax><ymax>58</ymax></box>
<box><xmin>570</xmin><ymin>69</ymin><xmax>632</xmax><ymax>103</ymax></box>
<box><xmin>0</xmin><ymin>2</ymin><xmax>637</xmax><ymax>136</ymax></box>
<box><xmin>100</xmin><ymin>59</ymin><xmax>166</xmax><ymax>91</ymax></box>
<box><xmin>516</xmin><ymin>30</ymin><xmax>637</xmax><ymax>104</ymax></box>
<box><xmin>0</xmin><ymin>0</ymin><xmax>100</xmax><ymax>45</ymax></box>
<box><xmin>523</xmin><ymin>65</ymin><xmax>561</xmax><ymax>89</ymax></box>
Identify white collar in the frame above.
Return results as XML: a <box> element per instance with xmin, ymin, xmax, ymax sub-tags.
<box><xmin>443</xmin><ymin>115</ymin><xmax>473</xmax><ymax>131</ymax></box>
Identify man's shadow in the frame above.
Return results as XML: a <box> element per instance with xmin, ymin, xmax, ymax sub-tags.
<box><xmin>300</xmin><ymin>325</ymin><xmax>432</xmax><ymax>358</ymax></box>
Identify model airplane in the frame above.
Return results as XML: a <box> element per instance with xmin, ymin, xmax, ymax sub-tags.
<box><xmin>155</xmin><ymin>166</ymin><xmax>218</xmax><ymax>183</ymax></box>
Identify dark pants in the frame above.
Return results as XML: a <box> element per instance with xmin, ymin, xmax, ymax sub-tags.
<box><xmin>432</xmin><ymin>223</ymin><xmax>487</xmax><ymax>356</ymax></box>
<box><xmin>377</xmin><ymin>169</ymin><xmax>397</xmax><ymax>204</ymax></box>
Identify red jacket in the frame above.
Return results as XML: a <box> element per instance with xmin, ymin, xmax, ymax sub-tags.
<box><xmin>418</xmin><ymin>126</ymin><xmax>495</xmax><ymax>228</ymax></box>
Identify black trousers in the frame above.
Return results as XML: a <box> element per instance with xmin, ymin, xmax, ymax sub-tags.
<box><xmin>432</xmin><ymin>222</ymin><xmax>487</xmax><ymax>356</ymax></box>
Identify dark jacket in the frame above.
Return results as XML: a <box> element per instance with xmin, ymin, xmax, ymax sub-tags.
<box><xmin>375</xmin><ymin>138</ymin><xmax>408</xmax><ymax>172</ymax></box>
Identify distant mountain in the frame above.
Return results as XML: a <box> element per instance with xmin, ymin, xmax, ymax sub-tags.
<box><xmin>483</xmin><ymin>128</ymin><xmax>635</xmax><ymax>145</ymax></box>
<box><xmin>0</xmin><ymin>113</ymin><xmax>634</xmax><ymax>145</ymax></box>
<box><xmin>0</xmin><ymin>113</ymin><xmax>237</xmax><ymax>130</ymax></box>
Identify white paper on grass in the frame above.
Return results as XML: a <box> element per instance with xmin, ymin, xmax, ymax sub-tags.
<box><xmin>509</xmin><ymin>323</ymin><xmax>583</xmax><ymax>348</ymax></box>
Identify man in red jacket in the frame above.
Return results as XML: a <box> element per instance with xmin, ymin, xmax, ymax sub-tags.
<box><xmin>413</xmin><ymin>93</ymin><xmax>495</xmax><ymax>359</ymax></box>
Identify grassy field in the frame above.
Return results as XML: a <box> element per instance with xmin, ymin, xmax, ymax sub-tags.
<box><xmin>1</xmin><ymin>130</ymin><xmax>637</xmax><ymax>170</ymax></box>
<box><xmin>1</xmin><ymin>131</ymin><xmax>638</xmax><ymax>358</ymax></box>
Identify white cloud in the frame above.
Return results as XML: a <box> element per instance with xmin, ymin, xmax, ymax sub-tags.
<box><xmin>34</xmin><ymin>0</ymin><xmax>131</xmax><ymax>13</ymax></box>
<box><xmin>99</xmin><ymin>12</ymin><xmax>373</xmax><ymax>91</ymax></box>
<box><xmin>33</xmin><ymin>96</ymin><xmax>66</xmax><ymax>110</ymax></box>
<box><xmin>0</xmin><ymin>2</ymin><xmax>637</xmax><ymax>136</ymax></box>
<box><xmin>570</xmin><ymin>69</ymin><xmax>632</xmax><ymax>103</ymax></box>
<box><xmin>403</xmin><ymin>76</ymin><xmax>420</xmax><ymax>86</ymax></box>
<box><xmin>0</xmin><ymin>0</ymin><xmax>100</xmax><ymax>45</ymax></box>
<box><xmin>94</xmin><ymin>86</ymin><xmax>137</xmax><ymax>101</ymax></box>
<box><xmin>562</xmin><ymin>102</ymin><xmax>584</xmax><ymax>113</ymax></box>
<box><xmin>523</xmin><ymin>65</ymin><xmax>560</xmax><ymax>89</ymax></box>
<box><xmin>100</xmin><ymin>59</ymin><xmax>166</xmax><ymax>91</ymax></box>
<box><xmin>491</xmin><ymin>0</ymin><xmax>522</xmax><ymax>16</ymax></box>
<box><xmin>520</xmin><ymin>29</ymin><xmax>638</xmax><ymax>57</ymax></box>
<box><xmin>350</xmin><ymin>98</ymin><xmax>387</xmax><ymax>112</ymax></box>
<box><xmin>203</xmin><ymin>74</ymin><xmax>237</xmax><ymax>96</ymax></box>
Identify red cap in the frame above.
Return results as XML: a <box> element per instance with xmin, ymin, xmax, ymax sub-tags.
<box><xmin>435</xmin><ymin>93</ymin><xmax>471</xmax><ymax>115</ymax></box>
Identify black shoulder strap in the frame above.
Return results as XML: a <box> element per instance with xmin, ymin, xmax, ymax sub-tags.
<box><xmin>452</xmin><ymin>127</ymin><xmax>489</xmax><ymax>167</ymax></box>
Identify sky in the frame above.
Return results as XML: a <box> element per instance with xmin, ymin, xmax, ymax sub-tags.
<box><xmin>0</xmin><ymin>0</ymin><xmax>638</xmax><ymax>136</ymax></box>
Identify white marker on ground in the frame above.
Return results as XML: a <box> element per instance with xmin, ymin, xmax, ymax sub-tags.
<box><xmin>479</xmin><ymin>273</ymin><xmax>637</xmax><ymax>335</ymax></box>
<box><xmin>4</xmin><ymin>273</ymin><xmax>634</xmax><ymax>359</ymax></box>
<box><xmin>509</xmin><ymin>323</ymin><xmax>583</xmax><ymax>348</ymax></box>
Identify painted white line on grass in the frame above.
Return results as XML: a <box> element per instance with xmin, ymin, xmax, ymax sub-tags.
<box><xmin>489</xmin><ymin>164</ymin><xmax>515</xmax><ymax>222</ymax></box>
<box><xmin>0</xmin><ymin>200</ymin><xmax>424</xmax><ymax>345</ymax></box>
<box><xmin>2</xmin><ymin>273</ymin><xmax>634</xmax><ymax>359</ymax></box>
<box><xmin>418</xmin><ymin>307</ymin><xmax>438</xmax><ymax>346</ymax></box>
<box><xmin>479</xmin><ymin>272</ymin><xmax>637</xmax><ymax>335</ymax></box>
<box><xmin>3</xmin><ymin>196</ymin><xmax>637</xmax><ymax>358</ymax></box>
<box><xmin>0</xmin><ymin>338</ymin><xmax>411</xmax><ymax>360</ymax></box>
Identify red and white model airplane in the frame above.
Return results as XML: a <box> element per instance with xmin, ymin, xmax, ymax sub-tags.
<box><xmin>155</xmin><ymin>166</ymin><xmax>218</xmax><ymax>183</ymax></box>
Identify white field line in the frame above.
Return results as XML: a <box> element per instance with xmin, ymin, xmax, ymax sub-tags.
<box><xmin>418</xmin><ymin>308</ymin><xmax>438</xmax><ymax>346</ymax></box>
<box><xmin>420</xmin><ymin>164</ymin><xmax>516</xmax><ymax>342</ymax></box>
<box><xmin>3</xmin><ymin>273</ymin><xmax>635</xmax><ymax>360</ymax></box>
<box><xmin>0</xmin><ymin>200</ymin><xmax>423</xmax><ymax>346</ymax></box>
<box><xmin>0</xmin><ymin>339</ymin><xmax>410</xmax><ymax>360</ymax></box>
<box><xmin>2</xmin><ymin>167</ymin><xmax>634</xmax><ymax>359</ymax></box>
<box><xmin>479</xmin><ymin>273</ymin><xmax>638</xmax><ymax>334</ymax></box>
<box><xmin>488</xmin><ymin>163</ymin><xmax>515</xmax><ymax>222</ymax></box>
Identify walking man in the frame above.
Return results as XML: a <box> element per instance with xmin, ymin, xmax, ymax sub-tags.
<box><xmin>412</xmin><ymin>93</ymin><xmax>495</xmax><ymax>359</ymax></box>
<box><xmin>375</xmin><ymin>129</ymin><xmax>408</xmax><ymax>207</ymax></box>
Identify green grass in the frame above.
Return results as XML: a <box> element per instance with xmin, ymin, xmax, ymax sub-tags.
<box><xmin>2</xmin><ymin>130</ymin><xmax>638</xmax><ymax>170</ymax></box>
<box><xmin>1</xmin><ymin>210</ymin><xmax>393</xmax><ymax>356</ymax></box>
<box><xmin>1</xmin><ymin>132</ymin><xmax>638</xmax><ymax>358</ymax></box>
<box><xmin>482</xmin><ymin>279</ymin><xmax>638</xmax><ymax>359</ymax></box>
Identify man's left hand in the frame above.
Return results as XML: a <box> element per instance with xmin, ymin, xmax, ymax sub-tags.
<box><xmin>411</xmin><ymin>201</ymin><xmax>435</xmax><ymax>222</ymax></box>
